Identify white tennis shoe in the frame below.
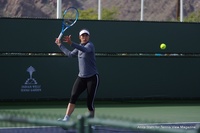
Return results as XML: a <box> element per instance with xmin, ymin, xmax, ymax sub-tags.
<box><xmin>57</xmin><ymin>116</ymin><xmax>69</xmax><ymax>122</ymax></box>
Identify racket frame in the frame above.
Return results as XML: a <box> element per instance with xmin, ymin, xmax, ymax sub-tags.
<box><xmin>58</xmin><ymin>7</ymin><xmax>79</xmax><ymax>40</ymax></box>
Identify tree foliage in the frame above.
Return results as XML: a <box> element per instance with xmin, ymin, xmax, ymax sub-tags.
<box><xmin>78</xmin><ymin>7</ymin><xmax>118</xmax><ymax>20</ymax></box>
<box><xmin>184</xmin><ymin>10</ymin><xmax>200</xmax><ymax>22</ymax></box>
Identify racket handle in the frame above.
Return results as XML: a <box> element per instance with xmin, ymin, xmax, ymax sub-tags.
<box><xmin>58</xmin><ymin>33</ymin><xmax>63</xmax><ymax>40</ymax></box>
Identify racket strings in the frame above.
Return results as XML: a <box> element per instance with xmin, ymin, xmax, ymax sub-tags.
<box><xmin>64</xmin><ymin>19</ymin><xmax>74</xmax><ymax>26</ymax></box>
<box><xmin>63</xmin><ymin>8</ymin><xmax>78</xmax><ymax>26</ymax></box>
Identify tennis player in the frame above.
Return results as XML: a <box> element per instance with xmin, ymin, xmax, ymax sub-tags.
<box><xmin>55</xmin><ymin>29</ymin><xmax>100</xmax><ymax>121</ymax></box>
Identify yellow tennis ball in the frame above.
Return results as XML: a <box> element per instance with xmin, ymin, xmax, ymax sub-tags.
<box><xmin>160</xmin><ymin>43</ymin><xmax>166</xmax><ymax>50</ymax></box>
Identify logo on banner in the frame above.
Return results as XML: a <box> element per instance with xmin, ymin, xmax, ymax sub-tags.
<box><xmin>21</xmin><ymin>66</ymin><xmax>42</xmax><ymax>92</ymax></box>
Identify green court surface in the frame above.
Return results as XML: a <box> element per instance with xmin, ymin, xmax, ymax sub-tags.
<box><xmin>1</xmin><ymin>100</ymin><xmax>200</xmax><ymax>123</ymax></box>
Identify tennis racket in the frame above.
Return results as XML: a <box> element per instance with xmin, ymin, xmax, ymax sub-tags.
<box><xmin>58</xmin><ymin>7</ymin><xmax>79</xmax><ymax>40</ymax></box>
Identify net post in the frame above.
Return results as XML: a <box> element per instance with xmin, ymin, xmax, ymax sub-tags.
<box><xmin>84</xmin><ymin>112</ymin><xmax>93</xmax><ymax>133</ymax></box>
<box><xmin>197</xmin><ymin>125</ymin><xmax>200</xmax><ymax>133</ymax></box>
<box><xmin>77</xmin><ymin>115</ymin><xmax>85</xmax><ymax>133</ymax></box>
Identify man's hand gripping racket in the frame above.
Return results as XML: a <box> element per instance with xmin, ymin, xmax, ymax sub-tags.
<box><xmin>57</xmin><ymin>7</ymin><xmax>79</xmax><ymax>40</ymax></box>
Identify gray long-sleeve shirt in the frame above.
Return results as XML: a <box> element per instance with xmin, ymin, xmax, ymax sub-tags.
<box><xmin>59</xmin><ymin>42</ymin><xmax>98</xmax><ymax>78</ymax></box>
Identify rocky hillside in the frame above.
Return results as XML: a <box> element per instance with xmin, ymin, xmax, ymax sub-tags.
<box><xmin>0</xmin><ymin>0</ymin><xmax>200</xmax><ymax>21</ymax></box>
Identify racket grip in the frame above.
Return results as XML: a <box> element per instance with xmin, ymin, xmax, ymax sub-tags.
<box><xmin>58</xmin><ymin>33</ymin><xmax>63</xmax><ymax>40</ymax></box>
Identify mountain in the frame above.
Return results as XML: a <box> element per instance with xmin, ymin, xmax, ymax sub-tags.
<box><xmin>0</xmin><ymin>0</ymin><xmax>200</xmax><ymax>21</ymax></box>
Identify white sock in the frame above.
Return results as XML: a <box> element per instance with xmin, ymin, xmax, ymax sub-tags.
<box><xmin>63</xmin><ymin>115</ymin><xmax>70</xmax><ymax>121</ymax></box>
